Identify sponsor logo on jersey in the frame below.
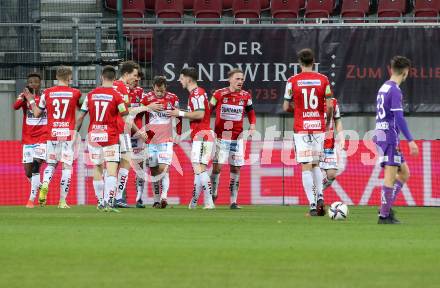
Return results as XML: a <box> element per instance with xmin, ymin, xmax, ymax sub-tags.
<box><xmin>91</xmin><ymin>132</ymin><xmax>109</xmax><ymax>143</ymax></box>
<box><xmin>220</xmin><ymin>104</ymin><xmax>244</xmax><ymax>121</ymax></box>
<box><xmin>51</xmin><ymin>128</ymin><xmax>70</xmax><ymax>137</ymax></box>
<box><xmin>303</xmin><ymin>120</ymin><xmax>322</xmax><ymax>130</ymax></box>
<box><xmin>50</xmin><ymin>91</ymin><xmax>73</xmax><ymax>98</ymax></box>
<box><xmin>92</xmin><ymin>94</ymin><xmax>113</xmax><ymax>101</ymax></box>
<box><xmin>375</xmin><ymin>122</ymin><xmax>389</xmax><ymax>130</ymax></box>
<box><xmin>297</xmin><ymin>79</ymin><xmax>322</xmax><ymax>87</ymax></box>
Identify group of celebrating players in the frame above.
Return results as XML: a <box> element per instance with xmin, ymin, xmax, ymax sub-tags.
<box><xmin>14</xmin><ymin>48</ymin><xmax>417</xmax><ymax>223</ymax></box>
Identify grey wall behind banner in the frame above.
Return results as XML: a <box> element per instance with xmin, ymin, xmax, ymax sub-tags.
<box><xmin>152</xmin><ymin>27</ymin><xmax>440</xmax><ymax>114</ymax></box>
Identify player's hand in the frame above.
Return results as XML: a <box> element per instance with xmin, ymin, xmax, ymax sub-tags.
<box><xmin>166</xmin><ymin>108</ymin><xmax>180</xmax><ymax>118</ymax></box>
<box><xmin>149</xmin><ymin>102</ymin><xmax>164</xmax><ymax>112</ymax></box>
<box><xmin>135</xmin><ymin>130</ymin><xmax>148</xmax><ymax>143</ymax></box>
<box><xmin>248</xmin><ymin>124</ymin><xmax>256</xmax><ymax>137</ymax></box>
<box><xmin>23</xmin><ymin>88</ymin><xmax>34</xmax><ymax>102</ymax></box>
<box><xmin>408</xmin><ymin>141</ymin><xmax>419</xmax><ymax>156</ymax></box>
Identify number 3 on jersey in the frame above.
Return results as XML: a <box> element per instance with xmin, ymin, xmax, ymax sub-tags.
<box><xmin>53</xmin><ymin>99</ymin><xmax>70</xmax><ymax>119</ymax></box>
<box><xmin>302</xmin><ymin>88</ymin><xmax>318</xmax><ymax>109</ymax></box>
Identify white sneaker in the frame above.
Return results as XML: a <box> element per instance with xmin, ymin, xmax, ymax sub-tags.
<box><xmin>203</xmin><ymin>204</ymin><xmax>215</xmax><ymax>210</ymax></box>
<box><xmin>188</xmin><ymin>200</ymin><xmax>197</xmax><ymax>209</ymax></box>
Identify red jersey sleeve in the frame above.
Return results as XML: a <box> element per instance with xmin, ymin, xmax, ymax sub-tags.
<box><xmin>323</xmin><ymin>77</ymin><xmax>333</xmax><ymax>99</ymax></box>
<box><xmin>13</xmin><ymin>94</ymin><xmax>26</xmax><ymax>110</ymax></box>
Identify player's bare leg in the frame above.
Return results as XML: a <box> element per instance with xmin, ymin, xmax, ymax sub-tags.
<box><xmin>93</xmin><ymin>164</ymin><xmax>105</xmax><ymax>210</ymax></box>
<box><xmin>229</xmin><ymin>165</ymin><xmax>241</xmax><ymax>209</ymax></box>
<box><xmin>211</xmin><ymin>163</ymin><xmax>222</xmax><ymax>203</ymax></box>
<box><xmin>322</xmin><ymin>169</ymin><xmax>337</xmax><ymax>191</ymax></box>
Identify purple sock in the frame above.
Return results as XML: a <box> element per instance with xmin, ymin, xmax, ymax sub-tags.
<box><xmin>392</xmin><ymin>180</ymin><xmax>403</xmax><ymax>204</ymax></box>
<box><xmin>379</xmin><ymin>186</ymin><xmax>394</xmax><ymax>218</ymax></box>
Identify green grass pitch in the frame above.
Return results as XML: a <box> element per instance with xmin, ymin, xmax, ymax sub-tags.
<box><xmin>0</xmin><ymin>205</ymin><xmax>439</xmax><ymax>288</ymax></box>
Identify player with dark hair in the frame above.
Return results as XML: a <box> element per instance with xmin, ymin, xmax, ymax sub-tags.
<box><xmin>25</xmin><ymin>66</ymin><xmax>82</xmax><ymax>208</ymax></box>
<box><xmin>13</xmin><ymin>72</ymin><xmax>54</xmax><ymax>208</ymax></box>
<box><xmin>210</xmin><ymin>68</ymin><xmax>256</xmax><ymax>209</ymax></box>
<box><xmin>374</xmin><ymin>56</ymin><xmax>418</xmax><ymax>224</ymax></box>
<box><xmin>168</xmin><ymin>67</ymin><xmax>215</xmax><ymax>209</ymax></box>
<box><xmin>141</xmin><ymin>76</ymin><xmax>182</xmax><ymax>208</ymax></box>
<box><xmin>76</xmin><ymin>66</ymin><xmax>146</xmax><ymax>212</ymax></box>
<box><xmin>113</xmin><ymin>61</ymin><xmax>140</xmax><ymax>208</ymax></box>
<box><xmin>283</xmin><ymin>48</ymin><xmax>333</xmax><ymax>216</ymax></box>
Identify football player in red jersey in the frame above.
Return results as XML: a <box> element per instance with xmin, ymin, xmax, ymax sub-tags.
<box><xmin>76</xmin><ymin>66</ymin><xmax>144</xmax><ymax>212</ymax></box>
<box><xmin>25</xmin><ymin>66</ymin><xmax>82</xmax><ymax>208</ymax></box>
<box><xmin>112</xmin><ymin>61</ymin><xmax>140</xmax><ymax>208</ymax></box>
<box><xmin>283</xmin><ymin>49</ymin><xmax>333</xmax><ymax>216</ymax></box>
<box><xmin>210</xmin><ymin>69</ymin><xmax>256</xmax><ymax>209</ymax></box>
<box><xmin>13</xmin><ymin>73</ymin><xmax>54</xmax><ymax>208</ymax></box>
<box><xmin>167</xmin><ymin>67</ymin><xmax>215</xmax><ymax>209</ymax></box>
<box><xmin>128</xmin><ymin>71</ymin><xmax>148</xmax><ymax>208</ymax></box>
<box><xmin>141</xmin><ymin>76</ymin><xmax>182</xmax><ymax>208</ymax></box>
<box><xmin>320</xmin><ymin>98</ymin><xmax>345</xmax><ymax>196</ymax></box>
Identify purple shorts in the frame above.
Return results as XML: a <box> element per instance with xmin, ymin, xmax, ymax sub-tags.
<box><xmin>377</xmin><ymin>143</ymin><xmax>405</xmax><ymax>167</ymax></box>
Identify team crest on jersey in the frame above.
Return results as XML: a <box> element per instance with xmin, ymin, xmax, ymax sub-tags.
<box><xmin>223</xmin><ymin>98</ymin><xmax>228</xmax><ymax>103</ymax></box>
<box><xmin>239</xmin><ymin>100</ymin><xmax>244</xmax><ymax>105</ymax></box>
<box><xmin>167</xmin><ymin>102</ymin><xmax>172</xmax><ymax>109</ymax></box>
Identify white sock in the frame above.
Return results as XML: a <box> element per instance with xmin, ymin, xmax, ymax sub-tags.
<box><xmin>104</xmin><ymin>176</ymin><xmax>117</xmax><ymax>206</ymax></box>
<box><xmin>93</xmin><ymin>180</ymin><xmax>104</xmax><ymax>205</ymax></box>
<box><xmin>135</xmin><ymin>176</ymin><xmax>145</xmax><ymax>202</ymax></box>
<box><xmin>42</xmin><ymin>165</ymin><xmax>55</xmax><ymax>184</ymax></box>
<box><xmin>211</xmin><ymin>173</ymin><xmax>220</xmax><ymax>198</ymax></box>
<box><xmin>302</xmin><ymin>171</ymin><xmax>316</xmax><ymax>209</ymax></box>
<box><xmin>160</xmin><ymin>172</ymin><xmax>170</xmax><ymax>200</ymax></box>
<box><xmin>116</xmin><ymin>168</ymin><xmax>129</xmax><ymax>200</ymax></box>
<box><xmin>152</xmin><ymin>180</ymin><xmax>161</xmax><ymax>203</ymax></box>
<box><xmin>190</xmin><ymin>174</ymin><xmax>202</xmax><ymax>205</ymax></box>
<box><xmin>200</xmin><ymin>171</ymin><xmax>213</xmax><ymax>207</ymax></box>
<box><xmin>30</xmin><ymin>173</ymin><xmax>41</xmax><ymax>201</ymax></box>
<box><xmin>229</xmin><ymin>173</ymin><xmax>240</xmax><ymax>204</ymax></box>
<box><xmin>312</xmin><ymin>167</ymin><xmax>324</xmax><ymax>201</ymax></box>
<box><xmin>60</xmin><ymin>169</ymin><xmax>72</xmax><ymax>202</ymax></box>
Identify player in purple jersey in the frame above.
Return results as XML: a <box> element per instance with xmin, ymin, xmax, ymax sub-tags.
<box><xmin>374</xmin><ymin>56</ymin><xmax>419</xmax><ymax>224</ymax></box>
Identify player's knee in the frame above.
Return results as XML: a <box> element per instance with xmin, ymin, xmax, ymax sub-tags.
<box><xmin>230</xmin><ymin>165</ymin><xmax>240</xmax><ymax>174</ymax></box>
<box><xmin>212</xmin><ymin>165</ymin><xmax>221</xmax><ymax>174</ymax></box>
<box><xmin>24</xmin><ymin>165</ymin><xmax>33</xmax><ymax>179</ymax></box>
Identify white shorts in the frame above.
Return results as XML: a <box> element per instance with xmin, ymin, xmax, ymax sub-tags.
<box><xmin>22</xmin><ymin>143</ymin><xmax>47</xmax><ymax>164</ymax></box>
<box><xmin>46</xmin><ymin>140</ymin><xmax>74</xmax><ymax>165</ymax></box>
<box><xmin>191</xmin><ymin>140</ymin><xmax>214</xmax><ymax>165</ymax></box>
<box><xmin>320</xmin><ymin>148</ymin><xmax>338</xmax><ymax>170</ymax></box>
<box><xmin>88</xmin><ymin>143</ymin><xmax>120</xmax><ymax>165</ymax></box>
<box><xmin>119</xmin><ymin>133</ymin><xmax>132</xmax><ymax>153</ymax></box>
<box><xmin>213</xmin><ymin>138</ymin><xmax>245</xmax><ymax>167</ymax></box>
<box><xmin>293</xmin><ymin>133</ymin><xmax>324</xmax><ymax>163</ymax></box>
<box><xmin>148</xmin><ymin>142</ymin><xmax>173</xmax><ymax>167</ymax></box>
<box><xmin>131</xmin><ymin>137</ymin><xmax>146</xmax><ymax>161</ymax></box>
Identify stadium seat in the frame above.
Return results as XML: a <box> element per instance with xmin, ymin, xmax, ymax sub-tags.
<box><xmin>223</xmin><ymin>0</ymin><xmax>233</xmax><ymax>10</ymax></box>
<box><xmin>155</xmin><ymin>0</ymin><xmax>184</xmax><ymax>23</ymax></box>
<box><xmin>194</xmin><ymin>0</ymin><xmax>222</xmax><ymax>23</ymax></box>
<box><xmin>270</xmin><ymin>0</ymin><xmax>301</xmax><ymax>23</ymax></box>
<box><xmin>106</xmin><ymin>0</ymin><xmax>117</xmax><ymax>10</ymax></box>
<box><xmin>305</xmin><ymin>0</ymin><xmax>335</xmax><ymax>20</ymax></box>
<box><xmin>261</xmin><ymin>0</ymin><xmax>271</xmax><ymax>10</ymax></box>
<box><xmin>130</xmin><ymin>32</ymin><xmax>153</xmax><ymax>63</ymax></box>
<box><xmin>123</xmin><ymin>0</ymin><xmax>145</xmax><ymax>21</ymax></box>
<box><xmin>145</xmin><ymin>0</ymin><xmax>155</xmax><ymax>10</ymax></box>
<box><xmin>377</xmin><ymin>0</ymin><xmax>407</xmax><ymax>22</ymax></box>
<box><xmin>183</xmin><ymin>0</ymin><xmax>193</xmax><ymax>10</ymax></box>
<box><xmin>232</xmin><ymin>0</ymin><xmax>261</xmax><ymax>23</ymax></box>
<box><xmin>414</xmin><ymin>0</ymin><xmax>439</xmax><ymax>22</ymax></box>
<box><xmin>341</xmin><ymin>0</ymin><xmax>371</xmax><ymax>22</ymax></box>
